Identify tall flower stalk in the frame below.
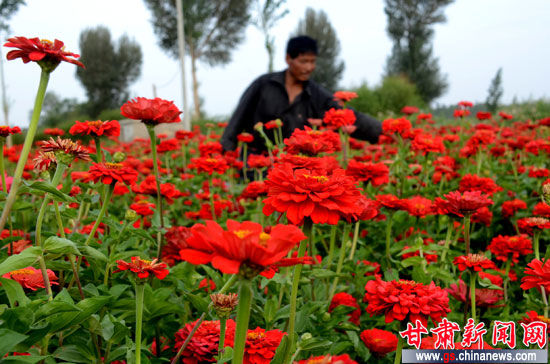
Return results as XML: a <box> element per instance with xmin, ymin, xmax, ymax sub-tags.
<box><xmin>146</xmin><ymin>125</ymin><xmax>165</xmax><ymax>258</ymax></box>
<box><xmin>232</xmin><ymin>279</ymin><xmax>253</xmax><ymax>364</ymax></box>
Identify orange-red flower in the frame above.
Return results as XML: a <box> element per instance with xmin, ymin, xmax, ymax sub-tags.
<box><xmin>364</xmin><ymin>278</ymin><xmax>450</xmax><ymax>325</ymax></box>
<box><xmin>346</xmin><ymin>159</ymin><xmax>389</xmax><ymax>186</ymax></box>
<box><xmin>453</xmin><ymin>254</ymin><xmax>496</xmax><ymax>272</ymax></box>
<box><xmin>517</xmin><ymin>217</ymin><xmax>550</xmax><ymax>235</ymax></box>
<box><xmin>333</xmin><ymin>91</ymin><xmax>358</xmax><ymax>103</ymax></box>
<box><xmin>120</xmin><ymin>97</ymin><xmax>181</xmax><ymax>125</ymax></box>
<box><xmin>88</xmin><ymin>162</ymin><xmax>139</xmax><ymax>186</ymax></box>
<box><xmin>2</xmin><ymin>266</ymin><xmax>58</xmax><ymax>290</ymax></box>
<box><xmin>130</xmin><ymin>200</ymin><xmax>156</xmax><ymax>216</ymax></box>
<box><xmin>401</xmin><ymin>196</ymin><xmax>434</xmax><ymax>218</ymax></box>
<box><xmin>225</xmin><ymin>326</ymin><xmax>286</xmax><ymax>364</ymax></box>
<box><xmin>488</xmin><ymin>235</ymin><xmax>532</xmax><ymax>264</ymax></box>
<box><xmin>411</xmin><ymin>133</ymin><xmax>445</xmax><ymax>154</ymax></box>
<box><xmin>69</xmin><ymin>120</ymin><xmax>120</xmax><ymax>138</ymax></box>
<box><xmin>401</xmin><ymin>105</ymin><xmax>419</xmax><ymax>115</ymax></box>
<box><xmin>501</xmin><ymin>199</ymin><xmax>528</xmax><ymax>218</ymax></box>
<box><xmin>323</xmin><ymin>108</ymin><xmax>356</xmax><ymax>130</ymax></box>
<box><xmin>360</xmin><ymin>328</ymin><xmax>398</xmax><ymax>357</ymax></box>
<box><xmin>296</xmin><ymin>354</ymin><xmax>358</xmax><ymax>364</ymax></box>
<box><xmin>189</xmin><ymin>156</ymin><xmax>229</xmax><ymax>175</ymax></box>
<box><xmin>116</xmin><ymin>256</ymin><xmax>169</xmax><ymax>279</ymax></box>
<box><xmin>43</xmin><ymin>128</ymin><xmax>65</xmax><ymax>136</ymax></box>
<box><xmin>132</xmin><ymin>175</ymin><xmax>181</xmax><ymax>203</ymax></box>
<box><xmin>0</xmin><ymin>126</ymin><xmax>21</xmax><ymax>137</ymax></box>
<box><xmin>162</xmin><ymin>226</ymin><xmax>191</xmax><ymax>267</ymax></box>
<box><xmin>447</xmin><ymin>280</ymin><xmax>503</xmax><ymax>308</ymax></box>
<box><xmin>180</xmin><ymin>220</ymin><xmax>307</xmax><ymax>275</ymax></box>
<box><xmin>382</xmin><ymin>117</ymin><xmax>412</xmax><ymax>136</ymax></box>
<box><xmin>4</xmin><ymin>36</ymin><xmax>84</xmax><ymax>68</ymax></box>
<box><xmin>237</xmin><ymin>132</ymin><xmax>254</xmax><ymax>143</ymax></box>
<box><xmin>39</xmin><ymin>137</ymin><xmax>91</xmax><ymax>162</ymax></box>
<box><xmin>459</xmin><ymin>174</ymin><xmax>502</xmax><ymax>196</ymax></box>
<box><xmin>434</xmin><ymin>190</ymin><xmax>493</xmax><ymax>217</ymax></box>
<box><xmin>262</xmin><ymin>164</ymin><xmax>363</xmax><ymax>225</ymax></box>
<box><xmin>283</xmin><ymin>127</ymin><xmax>341</xmax><ymax>156</ymax></box>
<box><xmin>521</xmin><ymin>258</ymin><xmax>550</xmax><ymax>292</ymax></box>
<box><xmin>329</xmin><ymin>292</ymin><xmax>361</xmax><ymax>325</ymax></box>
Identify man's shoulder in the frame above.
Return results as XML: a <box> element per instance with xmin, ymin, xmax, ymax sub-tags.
<box><xmin>253</xmin><ymin>70</ymin><xmax>286</xmax><ymax>86</ymax></box>
<box><xmin>305</xmin><ymin>78</ymin><xmax>333</xmax><ymax>100</ymax></box>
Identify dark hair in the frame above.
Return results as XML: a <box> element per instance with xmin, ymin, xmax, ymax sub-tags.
<box><xmin>286</xmin><ymin>35</ymin><xmax>317</xmax><ymax>59</ymax></box>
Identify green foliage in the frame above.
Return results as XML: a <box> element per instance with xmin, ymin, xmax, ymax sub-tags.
<box><xmin>0</xmin><ymin>0</ymin><xmax>25</xmax><ymax>33</ymax></box>
<box><xmin>485</xmin><ymin>67</ymin><xmax>503</xmax><ymax>113</ymax></box>
<box><xmin>293</xmin><ymin>8</ymin><xmax>344</xmax><ymax>91</ymax></box>
<box><xmin>252</xmin><ymin>0</ymin><xmax>288</xmax><ymax>72</ymax></box>
<box><xmin>384</xmin><ymin>0</ymin><xmax>453</xmax><ymax>103</ymax></box>
<box><xmin>76</xmin><ymin>26</ymin><xmax>142</xmax><ymax>118</ymax></box>
<box><xmin>347</xmin><ymin>75</ymin><xmax>424</xmax><ymax>116</ymax></box>
<box><xmin>38</xmin><ymin>91</ymin><xmax>84</xmax><ymax>127</ymax></box>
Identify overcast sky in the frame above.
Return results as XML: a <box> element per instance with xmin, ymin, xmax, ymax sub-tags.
<box><xmin>2</xmin><ymin>0</ymin><xmax>550</xmax><ymax>128</ymax></box>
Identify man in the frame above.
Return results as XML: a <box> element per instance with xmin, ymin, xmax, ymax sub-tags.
<box><xmin>220</xmin><ymin>35</ymin><xmax>381</xmax><ymax>154</ymax></box>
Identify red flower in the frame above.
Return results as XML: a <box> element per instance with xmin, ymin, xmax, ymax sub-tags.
<box><xmin>247</xmin><ymin>154</ymin><xmax>271</xmax><ymax>169</ymax></box>
<box><xmin>174</xmin><ymin>319</ymin><xmax>236</xmax><ymax>364</ymax></box>
<box><xmin>88</xmin><ymin>162</ymin><xmax>139</xmax><ymax>185</ymax></box>
<box><xmin>323</xmin><ymin>108</ymin><xmax>356</xmax><ymax>130</ymax></box>
<box><xmin>520</xmin><ymin>311</ymin><xmax>550</xmax><ymax>334</ymax></box>
<box><xmin>434</xmin><ymin>190</ymin><xmax>493</xmax><ymax>217</ymax></box>
<box><xmin>130</xmin><ymin>200</ymin><xmax>156</xmax><ymax>216</ymax></box>
<box><xmin>521</xmin><ymin>258</ymin><xmax>550</xmax><ymax>292</ymax></box>
<box><xmin>328</xmin><ymin>292</ymin><xmax>361</xmax><ymax>325</ymax></box>
<box><xmin>264</xmin><ymin>119</ymin><xmax>282</xmax><ymax>129</ymax></box>
<box><xmin>517</xmin><ymin>217</ymin><xmax>550</xmax><ymax>235</ymax></box>
<box><xmin>401</xmin><ymin>196</ymin><xmax>434</xmax><ymax>218</ymax></box>
<box><xmin>237</xmin><ymin>132</ymin><xmax>254</xmax><ymax>143</ymax></box>
<box><xmin>2</xmin><ymin>266</ymin><xmax>58</xmax><ymax>291</ymax></box>
<box><xmin>69</xmin><ymin>120</ymin><xmax>120</xmax><ymax>137</ymax></box>
<box><xmin>476</xmin><ymin>111</ymin><xmax>492</xmax><ymax>120</ymax></box>
<box><xmin>488</xmin><ymin>235</ymin><xmax>532</xmax><ymax>264</ymax></box>
<box><xmin>346</xmin><ymin>159</ymin><xmax>389</xmax><ymax>186</ymax></box>
<box><xmin>180</xmin><ymin>220</ymin><xmax>307</xmax><ymax>276</ymax></box>
<box><xmin>447</xmin><ymin>280</ymin><xmax>503</xmax><ymax>308</ymax></box>
<box><xmin>189</xmin><ymin>156</ymin><xmax>229</xmax><ymax>175</ymax></box>
<box><xmin>0</xmin><ymin>126</ymin><xmax>21</xmax><ymax>137</ymax></box>
<box><xmin>175</xmin><ymin>130</ymin><xmax>194</xmax><ymax>140</ymax></box>
<box><xmin>120</xmin><ymin>97</ymin><xmax>181</xmax><ymax>125</ymax></box>
<box><xmin>458</xmin><ymin>174</ymin><xmax>502</xmax><ymax>196</ymax></box>
<box><xmin>534</xmin><ymin>202</ymin><xmax>550</xmax><ymax>218</ymax></box>
<box><xmin>411</xmin><ymin>133</ymin><xmax>445</xmax><ymax>154</ymax></box>
<box><xmin>116</xmin><ymin>256</ymin><xmax>169</xmax><ymax>280</ymax></box>
<box><xmin>4</xmin><ymin>36</ymin><xmax>84</xmax><ymax>68</ymax></box>
<box><xmin>501</xmin><ymin>199</ymin><xmax>528</xmax><ymax>218</ymax></box>
<box><xmin>162</xmin><ymin>226</ymin><xmax>191</xmax><ymax>266</ymax></box>
<box><xmin>262</xmin><ymin>165</ymin><xmax>363</xmax><ymax>225</ymax></box>
<box><xmin>382</xmin><ymin>117</ymin><xmax>412</xmax><ymax>136</ymax></box>
<box><xmin>3</xmin><ymin>239</ymin><xmax>32</xmax><ymax>255</ymax></box>
<box><xmin>278</xmin><ymin>154</ymin><xmax>340</xmax><ymax>171</ymax></box>
<box><xmin>364</xmin><ymin>278</ymin><xmax>450</xmax><ymax>326</ymax></box>
<box><xmin>157</xmin><ymin>138</ymin><xmax>180</xmax><ymax>153</ymax></box>
<box><xmin>401</xmin><ymin>105</ymin><xmax>419</xmax><ymax>115</ymax></box>
<box><xmin>44</xmin><ymin>128</ymin><xmax>65</xmax><ymax>136</ymax></box>
<box><xmin>225</xmin><ymin>327</ymin><xmax>286</xmax><ymax>364</ymax></box>
<box><xmin>458</xmin><ymin>101</ymin><xmax>473</xmax><ymax>108</ymax></box>
<box><xmin>198</xmin><ymin>278</ymin><xmax>216</xmax><ymax>292</ymax></box>
<box><xmin>283</xmin><ymin>127</ymin><xmax>341</xmax><ymax>156</ymax></box>
<box><xmin>333</xmin><ymin>91</ymin><xmax>358</xmax><ymax>103</ymax></box>
<box><xmin>358</xmin><ymin>260</ymin><xmax>381</xmax><ymax>277</ymax></box>
<box><xmin>240</xmin><ymin>181</ymin><xmax>268</xmax><ymax>200</ymax></box>
<box><xmin>199</xmin><ymin>141</ymin><xmax>223</xmax><ymax>157</ymax></box>
<box><xmin>39</xmin><ymin>137</ymin><xmax>91</xmax><ymax>162</ymax></box>
<box><xmin>453</xmin><ymin>254</ymin><xmax>496</xmax><ymax>272</ymax></box>
<box><xmin>296</xmin><ymin>354</ymin><xmax>358</xmax><ymax>364</ymax></box>
<box><xmin>360</xmin><ymin>328</ymin><xmax>398</xmax><ymax>357</ymax></box>
<box><xmin>132</xmin><ymin>175</ymin><xmax>181</xmax><ymax>203</ymax></box>
<box><xmin>376</xmin><ymin>194</ymin><xmax>405</xmax><ymax>210</ymax></box>
<box><xmin>453</xmin><ymin>109</ymin><xmax>470</xmax><ymax>118</ymax></box>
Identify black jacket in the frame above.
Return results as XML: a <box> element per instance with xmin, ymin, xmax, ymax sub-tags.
<box><xmin>221</xmin><ymin>70</ymin><xmax>382</xmax><ymax>153</ymax></box>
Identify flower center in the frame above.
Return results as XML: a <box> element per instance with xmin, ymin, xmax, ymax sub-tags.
<box><xmin>105</xmin><ymin>162</ymin><xmax>123</xmax><ymax>169</ymax></box>
<box><xmin>466</xmin><ymin>253</ymin><xmax>487</xmax><ymax>264</ymax></box>
<box><xmin>303</xmin><ymin>174</ymin><xmax>328</xmax><ymax>183</ymax></box>
<box><xmin>87</xmin><ymin>120</ymin><xmax>104</xmax><ymax>127</ymax></box>
<box><xmin>40</xmin><ymin>39</ymin><xmax>54</xmax><ymax>48</ymax></box>
<box><xmin>536</xmin><ymin>315</ymin><xmax>550</xmax><ymax>324</ymax></box>
<box><xmin>11</xmin><ymin>268</ymin><xmax>35</xmax><ymax>276</ymax></box>
<box><xmin>246</xmin><ymin>331</ymin><xmax>265</xmax><ymax>340</ymax></box>
<box><xmin>233</xmin><ymin>230</ymin><xmax>252</xmax><ymax>239</ymax></box>
<box><xmin>258</xmin><ymin>232</ymin><xmax>270</xmax><ymax>247</ymax></box>
<box><xmin>206</xmin><ymin>158</ymin><xmax>218</xmax><ymax>163</ymax></box>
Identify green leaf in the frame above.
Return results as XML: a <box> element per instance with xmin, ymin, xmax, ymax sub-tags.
<box><xmin>0</xmin><ymin>278</ymin><xmax>30</xmax><ymax>308</ymax></box>
<box><xmin>43</xmin><ymin>237</ymin><xmax>81</xmax><ymax>256</ymax></box>
<box><xmin>0</xmin><ymin>248</ymin><xmax>42</xmax><ymax>276</ymax></box>
<box><xmin>269</xmin><ymin>335</ymin><xmax>288</xmax><ymax>364</ymax></box>
<box><xmin>0</xmin><ymin>329</ymin><xmax>28</xmax><ymax>357</ymax></box>
<box><xmin>35</xmin><ymin>301</ymin><xmax>80</xmax><ymax>321</ymax></box>
<box><xmin>100</xmin><ymin>315</ymin><xmax>115</xmax><ymax>341</ymax></box>
<box><xmin>182</xmin><ymin>291</ymin><xmax>209</xmax><ymax>313</ymax></box>
<box><xmin>21</xmin><ymin>181</ymin><xmax>74</xmax><ymax>202</ymax></box>
<box><xmin>310</xmin><ymin>268</ymin><xmax>338</xmax><ymax>279</ymax></box>
<box><xmin>298</xmin><ymin>337</ymin><xmax>332</xmax><ymax>351</ymax></box>
<box><xmin>1</xmin><ymin>355</ymin><xmax>49</xmax><ymax>363</ymax></box>
<box><xmin>401</xmin><ymin>256</ymin><xmax>423</xmax><ymax>268</ymax></box>
<box><xmin>129</xmin><ymin>229</ymin><xmax>156</xmax><ymax>244</ymax></box>
<box><xmin>47</xmin><ymin>296</ymin><xmax>111</xmax><ymax>332</ymax></box>
<box><xmin>0</xmin><ymin>307</ymin><xmax>34</xmax><ymax>333</ymax></box>
<box><xmin>53</xmin><ymin>345</ymin><xmax>92</xmax><ymax>363</ymax></box>
<box><xmin>78</xmin><ymin>246</ymin><xmax>107</xmax><ymax>262</ymax></box>
<box><xmin>217</xmin><ymin>346</ymin><xmax>233</xmax><ymax>364</ymax></box>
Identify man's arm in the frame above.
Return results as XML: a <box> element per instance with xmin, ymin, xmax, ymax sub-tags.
<box><xmin>221</xmin><ymin>78</ymin><xmax>262</xmax><ymax>151</ymax></box>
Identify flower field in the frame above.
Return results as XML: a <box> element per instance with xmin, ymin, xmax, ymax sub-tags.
<box><xmin>1</xmin><ymin>37</ymin><xmax>550</xmax><ymax>364</ymax></box>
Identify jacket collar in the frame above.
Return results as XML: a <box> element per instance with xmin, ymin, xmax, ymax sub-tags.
<box><xmin>269</xmin><ymin>70</ymin><xmax>312</xmax><ymax>96</ymax></box>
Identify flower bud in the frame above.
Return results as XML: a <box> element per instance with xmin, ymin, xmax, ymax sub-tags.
<box><xmin>125</xmin><ymin>209</ymin><xmax>138</xmax><ymax>222</ymax></box>
<box><xmin>210</xmin><ymin>293</ymin><xmax>239</xmax><ymax>318</ymax></box>
<box><xmin>322</xmin><ymin>312</ymin><xmax>331</xmax><ymax>321</ymax></box>
<box><xmin>113</xmin><ymin>152</ymin><xmax>126</xmax><ymax>163</ymax></box>
<box><xmin>254</xmin><ymin>122</ymin><xmax>264</xmax><ymax>131</ymax></box>
<box><xmin>301</xmin><ymin>332</ymin><xmax>312</xmax><ymax>341</ymax></box>
<box><xmin>542</xmin><ymin>184</ymin><xmax>550</xmax><ymax>205</ymax></box>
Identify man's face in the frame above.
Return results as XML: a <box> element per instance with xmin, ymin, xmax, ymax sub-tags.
<box><xmin>286</xmin><ymin>52</ymin><xmax>316</xmax><ymax>82</ymax></box>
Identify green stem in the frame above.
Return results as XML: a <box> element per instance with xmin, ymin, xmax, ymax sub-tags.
<box><xmin>135</xmin><ymin>283</ymin><xmax>145</xmax><ymax>364</ymax></box>
<box><xmin>94</xmin><ymin>137</ymin><xmax>102</xmax><ymax>163</ymax></box>
<box><xmin>534</xmin><ymin>231</ymin><xmax>541</xmax><ymax>261</ymax></box>
<box><xmin>348</xmin><ymin>221</ymin><xmax>360</xmax><ymax>261</ymax></box>
<box><xmin>181</xmin><ymin>143</ymin><xmax>187</xmax><ymax>170</ymax></box>
<box><xmin>284</xmin><ymin>219</ymin><xmax>312</xmax><ymax>363</ymax></box>
<box><xmin>146</xmin><ymin>126</ymin><xmax>165</xmax><ymax>260</ymax></box>
<box><xmin>440</xmin><ymin>220</ymin><xmax>454</xmax><ymax>263</ymax></box>
<box><xmin>326</xmin><ymin>225</ymin><xmax>337</xmax><ymax>267</ymax></box>
<box><xmin>38</xmin><ymin>255</ymin><xmax>53</xmax><ymax>301</ymax></box>
<box><xmin>209</xmin><ymin>176</ymin><xmax>216</xmax><ymax>221</ymax></box>
<box><xmin>217</xmin><ymin>317</ymin><xmax>227</xmax><ymax>364</ymax></box>
<box><xmin>84</xmin><ymin>185</ymin><xmax>114</xmax><ymax>246</ymax></box>
<box><xmin>242</xmin><ymin>143</ymin><xmax>248</xmax><ymax>182</ymax></box>
<box><xmin>0</xmin><ymin>70</ymin><xmax>50</xmax><ymax>232</ymax></box>
<box><xmin>35</xmin><ymin>162</ymin><xmax>67</xmax><ymax>247</ymax></box>
<box><xmin>329</xmin><ymin>224</ymin><xmax>351</xmax><ymax>299</ymax></box>
<box><xmin>470</xmin><ymin>272</ymin><xmax>477</xmax><ymax>322</ymax></box>
<box><xmin>385</xmin><ymin>213</ymin><xmax>394</xmax><ymax>262</ymax></box>
<box><xmin>233</xmin><ymin>279</ymin><xmax>253</xmax><ymax>364</ymax></box>
<box><xmin>0</xmin><ymin>138</ymin><xmax>6</xmax><ymax>193</ymax></box>
<box><xmin>464</xmin><ymin>215</ymin><xmax>471</xmax><ymax>255</ymax></box>
<box><xmin>394</xmin><ymin>326</ymin><xmax>403</xmax><ymax>364</ymax></box>
<box><xmin>503</xmin><ymin>260</ymin><xmax>511</xmax><ymax>303</ymax></box>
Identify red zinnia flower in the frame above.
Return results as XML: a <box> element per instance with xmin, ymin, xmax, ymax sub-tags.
<box><xmin>453</xmin><ymin>109</ymin><xmax>470</xmax><ymax>118</ymax></box>
<box><xmin>132</xmin><ymin>175</ymin><xmax>181</xmax><ymax>204</ymax></box>
<box><xmin>534</xmin><ymin>202</ymin><xmax>550</xmax><ymax>218</ymax></box>
<box><xmin>4</xmin><ymin>36</ymin><xmax>84</xmax><ymax>68</ymax></box>
<box><xmin>521</xmin><ymin>258</ymin><xmax>550</xmax><ymax>292</ymax></box>
<box><xmin>39</xmin><ymin>137</ymin><xmax>91</xmax><ymax>162</ymax></box>
<box><xmin>179</xmin><ymin>220</ymin><xmax>307</xmax><ymax>275</ymax></box>
<box><xmin>237</xmin><ymin>132</ymin><xmax>254</xmax><ymax>143</ymax></box>
<box><xmin>520</xmin><ymin>311</ymin><xmax>550</xmax><ymax>334</ymax></box>
<box><xmin>323</xmin><ymin>108</ymin><xmax>356</xmax><ymax>130</ymax></box>
<box><xmin>156</xmin><ymin>138</ymin><xmax>180</xmax><ymax>153</ymax></box>
<box><xmin>364</xmin><ymin>278</ymin><xmax>450</xmax><ymax>325</ymax></box>
<box><xmin>329</xmin><ymin>292</ymin><xmax>361</xmax><ymax>325</ymax></box>
<box><xmin>88</xmin><ymin>162</ymin><xmax>139</xmax><ymax>185</ymax></box>
<box><xmin>401</xmin><ymin>105</ymin><xmax>419</xmax><ymax>115</ymax></box>
<box><xmin>453</xmin><ymin>254</ymin><xmax>497</xmax><ymax>272</ymax></box>
<box><xmin>262</xmin><ymin>164</ymin><xmax>363</xmax><ymax>225</ymax></box>
<box><xmin>69</xmin><ymin>120</ymin><xmax>120</xmax><ymax>138</ymax></box>
<box><xmin>517</xmin><ymin>217</ymin><xmax>550</xmax><ymax>235</ymax></box>
<box><xmin>376</xmin><ymin>194</ymin><xmax>405</xmax><ymax>211</ymax></box>
<box><xmin>2</xmin><ymin>266</ymin><xmax>58</xmax><ymax>290</ymax></box>
<box><xmin>130</xmin><ymin>200</ymin><xmax>156</xmax><ymax>216</ymax></box>
<box><xmin>174</xmin><ymin>319</ymin><xmax>236</xmax><ymax>364</ymax></box>
<box><xmin>447</xmin><ymin>280</ymin><xmax>503</xmax><ymax>308</ymax></box>
<box><xmin>116</xmin><ymin>256</ymin><xmax>169</xmax><ymax>280</ymax></box>
<box><xmin>198</xmin><ymin>141</ymin><xmax>223</xmax><ymax>157</ymax></box>
<box><xmin>283</xmin><ymin>127</ymin><xmax>341</xmax><ymax>156</ymax></box>
<box><xmin>225</xmin><ymin>327</ymin><xmax>286</xmax><ymax>364</ymax></box>
<box><xmin>44</xmin><ymin>128</ymin><xmax>65</xmax><ymax>136</ymax></box>
<box><xmin>189</xmin><ymin>156</ymin><xmax>229</xmax><ymax>175</ymax></box>
<box><xmin>360</xmin><ymin>328</ymin><xmax>398</xmax><ymax>357</ymax></box>
<box><xmin>411</xmin><ymin>133</ymin><xmax>445</xmax><ymax>154</ymax></box>
<box><xmin>247</xmin><ymin>154</ymin><xmax>271</xmax><ymax>169</ymax></box>
<box><xmin>240</xmin><ymin>181</ymin><xmax>268</xmax><ymax>200</ymax></box>
<box><xmin>458</xmin><ymin>101</ymin><xmax>473</xmax><ymax>108</ymax></box>
<box><xmin>162</xmin><ymin>226</ymin><xmax>191</xmax><ymax>266</ymax></box>
<box><xmin>501</xmin><ymin>199</ymin><xmax>528</xmax><ymax>218</ymax></box>
<box><xmin>476</xmin><ymin>111</ymin><xmax>492</xmax><ymax>120</ymax></box>
<box><xmin>458</xmin><ymin>174</ymin><xmax>502</xmax><ymax>196</ymax></box>
<box><xmin>0</xmin><ymin>125</ymin><xmax>21</xmax><ymax>137</ymax></box>
<box><xmin>382</xmin><ymin>117</ymin><xmax>412</xmax><ymax>136</ymax></box>
<box><xmin>175</xmin><ymin>130</ymin><xmax>194</xmax><ymax>141</ymax></box>
<box><xmin>346</xmin><ymin>159</ymin><xmax>389</xmax><ymax>186</ymax></box>
<box><xmin>488</xmin><ymin>235</ymin><xmax>532</xmax><ymax>264</ymax></box>
<box><xmin>401</xmin><ymin>196</ymin><xmax>434</xmax><ymax>218</ymax></box>
<box><xmin>333</xmin><ymin>91</ymin><xmax>358</xmax><ymax>103</ymax></box>
<box><xmin>120</xmin><ymin>97</ymin><xmax>181</xmax><ymax>125</ymax></box>
<box><xmin>434</xmin><ymin>190</ymin><xmax>493</xmax><ymax>217</ymax></box>
<box><xmin>296</xmin><ymin>354</ymin><xmax>358</xmax><ymax>364</ymax></box>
